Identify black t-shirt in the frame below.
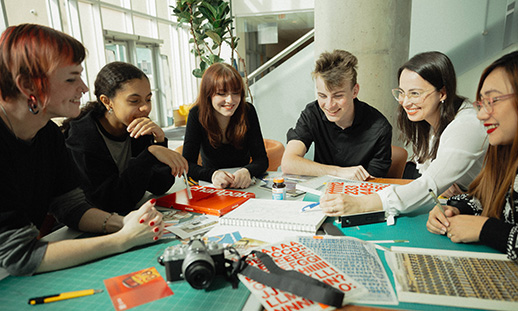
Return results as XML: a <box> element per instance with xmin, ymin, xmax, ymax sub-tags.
<box><xmin>0</xmin><ymin>120</ymin><xmax>84</xmax><ymax>231</ymax></box>
<box><xmin>286</xmin><ymin>99</ymin><xmax>392</xmax><ymax>177</ymax></box>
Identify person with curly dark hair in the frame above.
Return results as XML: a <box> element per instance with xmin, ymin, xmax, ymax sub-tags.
<box><xmin>63</xmin><ymin>61</ymin><xmax>187</xmax><ymax>214</ymax></box>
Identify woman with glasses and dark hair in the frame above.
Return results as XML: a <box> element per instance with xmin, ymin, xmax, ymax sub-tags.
<box><xmin>320</xmin><ymin>51</ymin><xmax>487</xmax><ymax>217</ymax></box>
<box><xmin>427</xmin><ymin>51</ymin><xmax>518</xmax><ymax>259</ymax></box>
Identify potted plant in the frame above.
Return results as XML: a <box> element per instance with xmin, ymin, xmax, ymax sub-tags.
<box><xmin>171</xmin><ymin>0</ymin><xmax>252</xmax><ymax>101</ymax></box>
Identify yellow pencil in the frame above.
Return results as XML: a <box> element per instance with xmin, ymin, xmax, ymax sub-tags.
<box><xmin>28</xmin><ymin>289</ymin><xmax>103</xmax><ymax>305</ymax></box>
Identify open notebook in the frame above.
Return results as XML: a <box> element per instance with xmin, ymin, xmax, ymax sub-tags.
<box><xmin>219</xmin><ymin>198</ymin><xmax>327</xmax><ymax>234</ymax></box>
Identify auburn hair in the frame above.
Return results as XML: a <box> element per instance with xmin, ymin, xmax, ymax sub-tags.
<box><xmin>468</xmin><ymin>51</ymin><xmax>518</xmax><ymax>218</ymax></box>
<box><xmin>0</xmin><ymin>23</ymin><xmax>86</xmax><ymax>107</ymax></box>
<box><xmin>195</xmin><ymin>62</ymin><xmax>248</xmax><ymax>149</ymax></box>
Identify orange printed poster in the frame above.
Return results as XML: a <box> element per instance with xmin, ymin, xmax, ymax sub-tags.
<box><xmin>326</xmin><ymin>180</ymin><xmax>390</xmax><ymax>196</ymax></box>
<box><xmin>156</xmin><ymin>186</ymin><xmax>255</xmax><ymax>216</ymax></box>
<box><xmin>104</xmin><ymin>267</ymin><xmax>173</xmax><ymax>310</ymax></box>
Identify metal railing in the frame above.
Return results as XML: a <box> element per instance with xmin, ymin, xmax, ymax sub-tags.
<box><xmin>248</xmin><ymin>29</ymin><xmax>314</xmax><ymax>85</ymax></box>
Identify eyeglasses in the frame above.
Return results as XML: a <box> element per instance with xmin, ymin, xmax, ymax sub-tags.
<box><xmin>472</xmin><ymin>93</ymin><xmax>515</xmax><ymax>114</ymax></box>
<box><xmin>391</xmin><ymin>88</ymin><xmax>437</xmax><ymax>103</ymax></box>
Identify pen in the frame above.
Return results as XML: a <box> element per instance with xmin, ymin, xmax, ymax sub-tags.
<box><xmin>28</xmin><ymin>289</ymin><xmax>103</xmax><ymax>305</ymax></box>
<box><xmin>301</xmin><ymin>202</ymin><xmax>320</xmax><ymax>213</ymax></box>
<box><xmin>428</xmin><ymin>188</ymin><xmax>445</xmax><ymax>214</ymax></box>
<box><xmin>366</xmin><ymin>240</ymin><xmax>409</xmax><ymax>244</ymax></box>
<box><xmin>183</xmin><ymin>170</ymin><xmax>192</xmax><ymax>199</ymax></box>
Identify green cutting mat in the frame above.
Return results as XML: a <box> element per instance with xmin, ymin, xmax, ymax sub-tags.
<box><xmin>0</xmin><ymin>239</ymin><xmax>250</xmax><ymax>311</ymax></box>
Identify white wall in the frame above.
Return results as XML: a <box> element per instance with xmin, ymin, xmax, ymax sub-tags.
<box><xmin>409</xmin><ymin>0</ymin><xmax>513</xmax><ymax>100</ymax></box>
<box><xmin>458</xmin><ymin>43</ymin><xmax>518</xmax><ymax>102</ymax></box>
<box><xmin>251</xmin><ymin>42</ymin><xmax>315</xmax><ymax>157</ymax></box>
<box><xmin>232</xmin><ymin>0</ymin><xmax>314</xmax><ymax>16</ymax></box>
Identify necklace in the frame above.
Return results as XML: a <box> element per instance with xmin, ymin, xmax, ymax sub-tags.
<box><xmin>0</xmin><ymin>103</ymin><xmax>16</xmax><ymax>138</ymax></box>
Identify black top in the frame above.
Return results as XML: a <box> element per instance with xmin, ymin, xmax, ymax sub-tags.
<box><xmin>0</xmin><ymin>119</ymin><xmax>92</xmax><ymax>275</ymax></box>
<box><xmin>183</xmin><ymin>103</ymin><xmax>268</xmax><ymax>182</ymax></box>
<box><xmin>286</xmin><ymin>99</ymin><xmax>392</xmax><ymax>177</ymax></box>
<box><xmin>65</xmin><ymin>111</ymin><xmax>175</xmax><ymax>214</ymax></box>
<box><xmin>447</xmin><ymin>174</ymin><xmax>518</xmax><ymax>260</ymax></box>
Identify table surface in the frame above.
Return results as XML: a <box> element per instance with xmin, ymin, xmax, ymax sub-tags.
<box><xmin>0</xmin><ymin>176</ymin><xmax>501</xmax><ymax>311</ymax></box>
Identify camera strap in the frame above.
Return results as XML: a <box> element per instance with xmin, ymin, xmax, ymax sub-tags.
<box><xmin>231</xmin><ymin>250</ymin><xmax>344</xmax><ymax>308</ymax></box>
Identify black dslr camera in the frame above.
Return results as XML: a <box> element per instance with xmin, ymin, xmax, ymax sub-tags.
<box><xmin>158</xmin><ymin>238</ymin><xmax>226</xmax><ymax>289</ymax></box>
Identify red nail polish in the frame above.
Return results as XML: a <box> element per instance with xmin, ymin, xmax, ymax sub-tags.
<box><xmin>139</xmin><ymin>219</ymin><xmax>145</xmax><ymax>224</ymax></box>
<box><xmin>149</xmin><ymin>221</ymin><xmax>155</xmax><ymax>226</ymax></box>
<box><xmin>150</xmin><ymin>198</ymin><xmax>157</xmax><ymax>204</ymax></box>
<box><xmin>153</xmin><ymin>236</ymin><xmax>158</xmax><ymax>241</ymax></box>
<box><xmin>153</xmin><ymin>227</ymin><xmax>159</xmax><ymax>233</ymax></box>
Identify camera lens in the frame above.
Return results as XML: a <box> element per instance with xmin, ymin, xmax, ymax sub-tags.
<box><xmin>184</xmin><ymin>261</ymin><xmax>215</xmax><ymax>289</ymax></box>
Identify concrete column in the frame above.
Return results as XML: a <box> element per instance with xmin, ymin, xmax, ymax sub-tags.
<box><xmin>314</xmin><ymin>0</ymin><xmax>411</xmax><ymax>146</ymax></box>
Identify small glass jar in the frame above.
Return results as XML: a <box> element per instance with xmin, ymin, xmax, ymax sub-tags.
<box><xmin>272</xmin><ymin>177</ymin><xmax>286</xmax><ymax>200</ymax></box>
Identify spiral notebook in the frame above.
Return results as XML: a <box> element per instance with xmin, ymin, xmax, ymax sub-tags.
<box><xmin>219</xmin><ymin>199</ymin><xmax>327</xmax><ymax>234</ymax></box>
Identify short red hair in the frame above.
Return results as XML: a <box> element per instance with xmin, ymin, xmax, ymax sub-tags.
<box><xmin>0</xmin><ymin>24</ymin><xmax>86</xmax><ymax>106</ymax></box>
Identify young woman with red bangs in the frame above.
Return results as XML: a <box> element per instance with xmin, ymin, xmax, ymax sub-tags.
<box><xmin>427</xmin><ymin>51</ymin><xmax>518</xmax><ymax>259</ymax></box>
<box><xmin>0</xmin><ymin>24</ymin><xmax>163</xmax><ymax>276</ymax></box>
<box><xmin>182</xmin><ymin>62</ymin><xmax>268</xmax><ymax>189</ymax></box>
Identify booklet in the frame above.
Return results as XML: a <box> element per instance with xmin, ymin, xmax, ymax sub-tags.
<box><xmin>104</xmin><ymin>267</ymin><xmax>173</xmax><ymax>310</ymax></box>
<box><xmin>156</xmin><ymin>186</ymin><xmax>255</xmax><ymax>216</ymax></box>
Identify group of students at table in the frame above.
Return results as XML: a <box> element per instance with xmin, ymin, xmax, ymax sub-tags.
<box><xmin>0</xmin><ymin>23</ymin><xmax>517</xmax><ymax>278</ymax></box>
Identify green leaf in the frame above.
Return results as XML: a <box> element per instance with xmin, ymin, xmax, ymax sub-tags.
<box><xmin>201</xmin><ymin>2</ymin><xmax>218</xmax><ymax>18</ymax></box>
<box><xmin>205</xmin><ymin>30</ymin><xmax>222</xmax><ymax>44</ymax></box>
<box><xmin>193</xmin><ymin>68</ymin><xmax>204</xmax><ymax>78</ymax></box>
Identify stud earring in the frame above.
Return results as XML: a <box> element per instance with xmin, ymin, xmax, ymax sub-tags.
<box><xmin>28</xmin><ymin>95</ymin><xmax>39</xmax><ymax>115</ymax></box>
<box><xmin>108</xmin><ymin>108</ymin><xmax>114</xmax><ymax>114</ymax></box>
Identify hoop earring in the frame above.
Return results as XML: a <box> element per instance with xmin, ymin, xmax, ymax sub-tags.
<box><xmin>28</xmin><ymin>95</ymin><xmax>39</xmax><ymax>115</ymax></box>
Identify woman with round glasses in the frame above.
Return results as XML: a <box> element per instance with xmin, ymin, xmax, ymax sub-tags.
<box><xmin>427</xmin><ymin>51</ymin><xmax>518</xmax><ymax>259</ymax></box>
<box><xmin>320</xmin><ymin>51</ymin><xmax>488</xmax><ymax>217</ymax></box>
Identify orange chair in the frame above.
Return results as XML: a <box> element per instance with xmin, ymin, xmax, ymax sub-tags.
<box><xmin>386</xmin><ymin>145</ymin><xmax>408</xmax><ymax>178</ymax></box>
<box><xmin>263</xmin><ymin>139</ymin><xmax>285</xmax><ymax>171</ymax></box>
<box><xmin>174</xmin><ymin>145</ymin><xmax>202</xmax><ymax>166</ymax></box>
<box><xmin>174</xmin><ymin>139</ymin><xmax>285</xmax><ymax>172</ymax></box>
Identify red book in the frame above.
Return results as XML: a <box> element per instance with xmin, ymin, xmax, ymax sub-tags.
<box><xmin>156</xmin><ymin>186</ymin><xmax>255</xmax><ymax>216</ymax></box>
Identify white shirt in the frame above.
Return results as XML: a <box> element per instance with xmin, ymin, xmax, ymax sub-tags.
<box><xmin>378</xmin><ymin>102</ymin><xmax>488</xmax><ymax>215</ymax></box>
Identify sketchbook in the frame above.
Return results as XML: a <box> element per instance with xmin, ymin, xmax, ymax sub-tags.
<box><xmin>219</xmin><ymin>199</ymin><xmax>327</xmax><ymax>234</ymax></box>
<box><xmin>386</xmin><ymin>246</ymin><xmax>518</xmax><ymax>311</ymax></box>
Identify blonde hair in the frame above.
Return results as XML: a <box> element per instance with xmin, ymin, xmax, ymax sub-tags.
<box><xmin>312</xmin><ymin>49</ymin><xmax>358</xmax><ymax>91</ymax></box>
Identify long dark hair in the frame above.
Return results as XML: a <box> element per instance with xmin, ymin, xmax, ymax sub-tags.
<box><xmin>397</xmin><ymin>51</ymin><xmax>466</xmax><ymax>163</ymax></box>
<box><xmin>469</xmin><ymin>51</ymin><xmax>518</xmax><ymax>218</ymax></box>
<box><xmin>62</xmin><ymin>61</ymin><xmax>147</xmax><ymax>133</ymax></box>
<box><xmin>195</xmin><ymin>62</ymin><xmax>247</xmax><ymax>149</ymax></box>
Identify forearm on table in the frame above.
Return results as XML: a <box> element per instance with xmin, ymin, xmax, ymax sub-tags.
<box><xmin>35</xmin><ymin>232</ymin><xmax>128</xmax><ymax>273</ymax></box>
<box><xmin>281</xmin><ymin>154</ymin><xmax>342</xmax><ymax>176</ymax></box>
<box><xmin>78</xmin><ymin>208</ymin><xmax>124</xmax><ymax>234</ymax></box>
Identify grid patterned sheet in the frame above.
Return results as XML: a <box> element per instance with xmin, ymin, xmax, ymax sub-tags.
<box><xmin>296</xmin><ymin>236</ymin><xmax>397</xmax><ymax>305</ymax></box>
<box><xmin>397</xmin><ymin>252</ymin><xmax>518</xmax><ymax>301</ymax></box>
<box><xmin>0</xmin><ymin>240</ymin><xmax>249</xmax><ymax>311</ymax></box>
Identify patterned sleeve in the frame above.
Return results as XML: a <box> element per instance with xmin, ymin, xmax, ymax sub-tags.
<box><xmin>452</xmin><ymin>175</ymin><xmax>518</xmax><ymax>260</ymax></box>
<box><xmin>447</xmin><ymin>193</ymin><xmax>483</xmax><ymax>215</ymax></box>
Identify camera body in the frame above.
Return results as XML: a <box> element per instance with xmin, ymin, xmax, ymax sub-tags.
<box><xmin>158</xmin><ymin>238</ymin><xmax>226</xmax><ymax>289</ymax></box>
